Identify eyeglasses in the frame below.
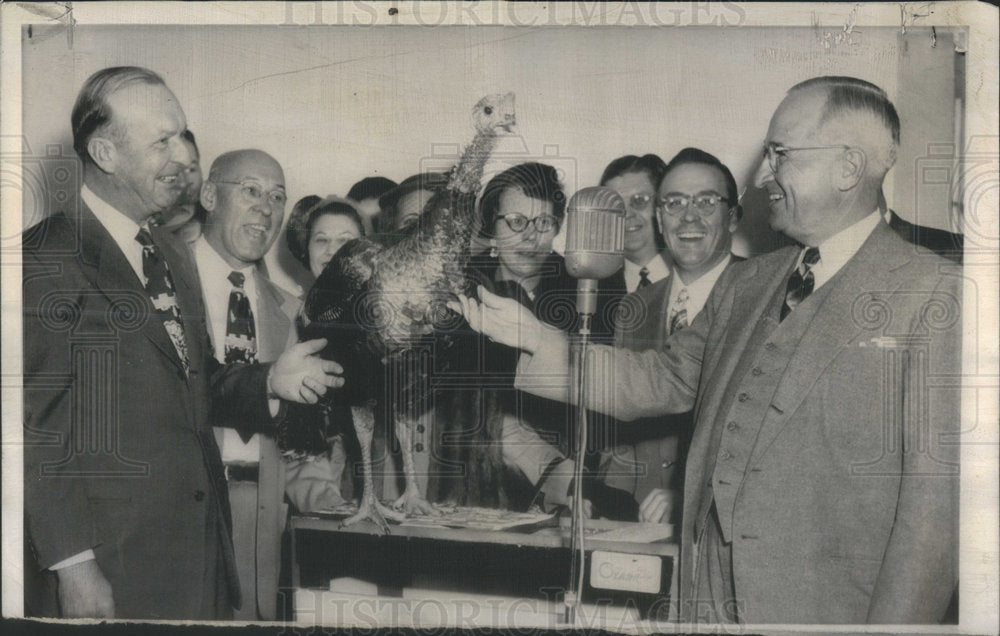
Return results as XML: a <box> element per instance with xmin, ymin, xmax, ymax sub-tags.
<box><xmin>626</xmin><ymin>193</ymin><xmax>653</xmax><ymax>212</ymax></box>
<box><xmin>213</xmin><ymin>180</ymin><xmax>287</xmax><ymax>207</ymax></box>
<box><xmin>762</xmin><ymin>143</ymin><xmax>856</xmax><ymax>173</ymax></box>
<box><xmin>497</xmin><ymin>213</ymin><xmax>559</xmax><ymax>234</ymax></box>
<box><xmin>656</xmin><ymin>193</ymin><xmax>730</xmax><ymax>217</ymax></box>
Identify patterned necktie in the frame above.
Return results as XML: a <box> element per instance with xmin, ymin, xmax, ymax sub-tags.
<box><xmin>638</xmin><ymin>266</ymin><xmax>651</xmax><ymax>289</ymax></box>
<box><xmin>781</xmin><ymin>246</ymin><xmax>821</xmax><ymax>321</ymax></box>
<box><xmin>225</xmin><ymin>271</ymin><xmax>258</xmax><ymax>364</ymax></box>
<box><xmin>136</xmin><ymin>227</ymin><xmax>190</xmax><ymax>375</ymax></box>
<box><xmin>226</xmin><ymin>271</ymin><xmax>258</xmax><ymax>445</ymax></box>
<box><xmin>668</xmin><ymin>286</ymin><xmax>690</xmax><ymax>335</ymax></box>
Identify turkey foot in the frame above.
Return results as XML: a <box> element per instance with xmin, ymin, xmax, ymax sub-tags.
<box><xmin>341</xmin><ymin>491</ymin><xmax>405</xmax><ymax>535</ymax></box>
<box><xmin>392</xmin><ymin>486</ymin><xmax>436</xmax><ymax>516</ymax></box>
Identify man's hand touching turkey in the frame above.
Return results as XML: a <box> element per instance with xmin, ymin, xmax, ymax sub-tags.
<box><xmin>449</xmin><ymin>285</ymin><xmax>545</xmax><ymax>353</ymax></box>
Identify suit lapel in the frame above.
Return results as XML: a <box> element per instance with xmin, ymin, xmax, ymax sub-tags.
<box><xmin>747</xmin><ymin>223</ymin><xmax>913</xmax><ymax>467</ymax></box>
<box><xmin>77</xmin><ymin>205</ymin><xmax>185</xmax><ymax>372</ymax></box>
<box><xmin>255</xmin><ymin>272</ymin><xmax>293</xmax><ymax>363</ymax></box>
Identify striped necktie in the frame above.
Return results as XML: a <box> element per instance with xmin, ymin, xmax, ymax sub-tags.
<box><xmin>136</xmin><ymin>227</ymin><xmax>190</xmax><ymax>375</ymax></box>
<box><xmin>781</xmin><ymin>246</ymin><xmax>821</xmax><ymax>321</ymax></box>
<box><xmin>225</xmin><ymin>270</ymin><xmax>258</xmax><ymax>364</ymax></box>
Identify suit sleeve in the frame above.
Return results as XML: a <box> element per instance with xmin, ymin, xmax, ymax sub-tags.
<box><xmin>207</xmin><ymin>357</ymin><xmax>277</xmax><ymax>434</ymax></box>
<box><xmin>22</xmin><ymin>250</ymin><xmax>97</xmax><ymax>569</ymax></box>
<box><xmin>866</xmin><ymin>272</ymin><xmax>961</xmax><ymax>622</ymax></box>
<box><xmin>514</xmin><ymin>298</ymin><xmax>707</xmax><ymax>421</ymax></box>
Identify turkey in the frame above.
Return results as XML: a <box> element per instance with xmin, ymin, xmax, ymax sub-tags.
<box><xmin>279</xmin><ymin>94</ymin><xmax>515</xmax><ymax>533</ymax></box>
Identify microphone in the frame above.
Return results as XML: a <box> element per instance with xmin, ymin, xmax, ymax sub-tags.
<box><xmin>563</xmin><ymin>186</ymin><xmax>626</xmax><ymax>317</ymax></box>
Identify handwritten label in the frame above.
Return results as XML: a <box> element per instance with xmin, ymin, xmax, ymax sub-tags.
<box><xmin>590</xmin><ymin>551</ymin><xmax>661</xmax><ymax>594</ymax></box>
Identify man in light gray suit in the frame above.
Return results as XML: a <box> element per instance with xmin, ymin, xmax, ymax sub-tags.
<box><xmin>455</xmin><ymin>76</ymin><xmax>960</xmax><ymax>624</ymax></box>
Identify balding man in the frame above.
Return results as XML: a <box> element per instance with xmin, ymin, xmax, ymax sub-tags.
<box><xmin>192</xmin><ymin>149</ymin><xmax>294</xmax><ymax>620</ymax></box>
<box><xmin>23</xmin><ymin>67</ymin><xmax>343</xmax><ymax>619</ymax></box>
<box><xmin>458</xmin><ymin>76</ymin><xmax>960</xmax><ymax>623</ymax></box>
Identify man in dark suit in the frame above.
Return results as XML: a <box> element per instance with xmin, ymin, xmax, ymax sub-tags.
<box><xmin>22</xmin><ymin>66</ymin><xmax>343</xmax><ymax>620</ymax></box>
<box><xmin>602</xmin><ymin>148</ymin><xmax>745</xmax><ymax>526</ymax></box>
<box><xmin>191</xmin><ymin>148</ymin><xmax>298</xmax><ymax>620</ymax></box>
<box><xmin>458</xmin><ymin>76</ymin><xmax>960</xmax><ymax>623</ymax></box>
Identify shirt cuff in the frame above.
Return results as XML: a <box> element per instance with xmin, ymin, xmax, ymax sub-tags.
<box><xmin>49</xmin><ymin>550</ymin><xmax>95</xmax><ymax>570</ymax></box>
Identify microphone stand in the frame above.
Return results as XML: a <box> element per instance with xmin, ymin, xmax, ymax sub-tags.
<box><xmin>564</xmin><ymin>284</ymin><xmax>595</xmax><ymax>625</ymax></box>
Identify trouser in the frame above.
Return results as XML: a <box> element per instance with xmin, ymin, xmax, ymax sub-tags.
<box><xmin>691</xmin><ymin>502</ymin><xmax>739</xmax><ymax>623</ymax></box>
<box><xmin>228</xmin><ymin>479</ymin><xmax>259</xmax><ymax>620</ymax></box>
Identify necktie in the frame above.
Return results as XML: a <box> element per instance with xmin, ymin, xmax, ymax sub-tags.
<box><xmin>136</xmin><ymin>227</ymin><xmax>190</xmax><ymax>375</ymax></box>
<box><xmin>225</xmin><ymin>271</ymin><xmax>258</xmax><ymax>365</ymax></box>
<box><xmin>638</xmin><ymin>266</ymin><xmax>651</xmax><ymax>289</ymax></box>
<box><xmin>668</xmin><ymin>286</ymin><xmax>689</xmax><ymax>335</ymax></box>
<box><xmin>781</xmin><ymin>246</ymin><xmax>821</xmax><ymax>321</ymax></box>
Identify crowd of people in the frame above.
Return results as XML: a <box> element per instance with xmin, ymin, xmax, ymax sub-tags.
<box><xmin>22</xmin><ymin>66</ymin><xmax>960</xmax><ymax>625</ymax></box>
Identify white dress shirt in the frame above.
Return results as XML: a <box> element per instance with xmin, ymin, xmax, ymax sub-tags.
<box><xmin>624</xmin><ymin>253</ymin><xmax>670</xmax><ymax>293</ymax></box>
<box><xmin>804</xmin><ymin>211</ymin><xmax>881</xmax><ymax>291</ymax></box>
<box><xmin>193</xmin><ymin>237</ymin><xmax>262</xmax><ymax>463</ymax></box>
<box><xmin>665</xmin><ymin>254</ymin><xmax>735</xmax><ymax>325</ymax></box>
<box><xmin>81</xmin><ymin>186</ymin><xmax>146</xmax><ymax>284</ymax></box>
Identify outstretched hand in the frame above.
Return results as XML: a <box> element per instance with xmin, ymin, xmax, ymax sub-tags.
<box><xmin>448</xmin><ymin>285</ymin><xmax>543</xmax><ymax>354</ymax></box>
<box><xmin>269</xmin><ymin>338</ymin><xmax>345</xmax><ymax>404</ymax></box>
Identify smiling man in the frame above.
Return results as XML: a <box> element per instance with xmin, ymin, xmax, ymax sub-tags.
<box><xmin>600</xmin><ymin>148</ymin><xmax>744</xmax><ymax>526</ymax></box>
<box><xmin>599</xmin><ymin>154</ymin><xmax>670</xmax><ymax>293</ymax></box>
<box><xmin>194</xmin><ymin>149</ymin><xmax>295</xmax><ymax>620</ymax></box>
<box><xmin>458</xmin><ymin>76</ymin><xmax>961</xmax><ymax>624</ymax></box>
<box><xmin>23</xmin><ymin>67</ymin><xmax>343</xmax><ymax>620</ymax></box>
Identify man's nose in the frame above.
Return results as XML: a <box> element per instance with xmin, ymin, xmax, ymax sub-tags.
<box><xmin>170</xmin><ymin>136</ymin><xmax>192</xmax><ymax>166</ymax></box>
<box><xmin>753</xmin><ymin>157</ymin><xmax>772</xmax><ymax>188</ymax></box>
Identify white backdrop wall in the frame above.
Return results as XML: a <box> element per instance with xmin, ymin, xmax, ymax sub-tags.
<box><xmin>23</xmin><ymin>25</ymin><xmax>927</xmax><ymax>295</ymax></box>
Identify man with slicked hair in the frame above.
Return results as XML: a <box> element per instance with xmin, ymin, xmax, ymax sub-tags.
<box><xmin>23</xmin><ymin>67</ymin><xmax>343</xmax><ymax>619</ymax></box>
<box><xmin>458</xmin><ymin>76</ymin><xmax>961</xmax><ymax>624</ymax></box>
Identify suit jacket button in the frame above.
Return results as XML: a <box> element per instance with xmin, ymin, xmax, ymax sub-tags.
<box><xmin>738</xmin><ymin>392</ymin><xmax>750</xmax><ymax>402</ymax></box>
<box><xmin>727</xmin><ymin>421</ymin><xmax>739</xmax><ymax>431</ymax></box>
<box><xmin>765</xmin><ymin>342</ymin><xmax>776</xmax><ymax>351</ymax></box>
<box><xmin>415</xmin><ymin>443</ymin><xmax>424</xmax><ymax>453</ymax></box>
<box><xmin>751</xmin><ymin>367</ymin><xmax>762</xmax><ymax>376</ymax></box>
<box><xmin>721</xmin><ymin>451</ymin><xmax>733</xmax><ymax>460</ymax></box>
<box><xmin>194</xmin><ymin>490</ymin><xmax>206</xmax><ymax>502</ymax></box>
<box><xmin>416</xmin><ymin>424</ymin><xmax>425</xmax><ymax>433</ymax></box>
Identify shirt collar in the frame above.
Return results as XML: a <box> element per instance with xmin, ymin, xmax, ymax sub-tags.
<box><xmin>808</xmin><ymin>211</ymin><xmax>881</xmax><ymax>290</ymax></box>
<box><xmin>669</xmin><ymin>253</ymin><xmax>733</xmax><ymax>317</ymax></box>
<box><xmin>624</xmin><ymin>252</ymin><xmax>670</xmax><ymax>289</ymax></box>
<box><xmin>194</xmin><ymin>235</ymin><xmax>257</xmax><ymax>284</ymax></box>
<box><xmin>81</xmin><ymin>184</ymin><xmax>145</xmax><ymax>248</ymax></box>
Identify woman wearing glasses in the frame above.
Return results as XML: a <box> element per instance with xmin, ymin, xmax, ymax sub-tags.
<box><xmin>431</xmin><ymin>162</ymin><xmax>588</xmax><ymax>511</ymax></box>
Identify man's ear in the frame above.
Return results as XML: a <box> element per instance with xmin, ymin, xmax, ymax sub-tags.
<box><xmin>836</xmin><ymin>148</ymin><xmax>867</xmax><ymax>191</ymax></box>
<box><xmin>200</xmin><ymin>181</ymin><xmax>216</xmax><ymax>213</ymax></box>
<box><xmin>728</xmin><ymin>205</ymin><xmax>742</xmax><ymax>232</ymax></box>
<box><xmin>86</xmin><ymin>136</ymin><xmax>117</xmax><ymax>174</ymax></box>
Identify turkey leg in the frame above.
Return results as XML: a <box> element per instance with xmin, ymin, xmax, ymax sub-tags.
<box><xmin>392</xmin><ymin>414</ymin><xmax>437</xmax><ymax>516</ymax></box>
<box><xmin>341</xmin><ymin>405</ymin><xmax>404</xmax><ymax>534</ymax></box>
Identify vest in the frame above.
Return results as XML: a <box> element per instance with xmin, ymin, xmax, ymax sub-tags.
<box><xmin>709</xmin><ymin>267</ymin><xmax>840</xmax><ymax>544</ymax></box>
